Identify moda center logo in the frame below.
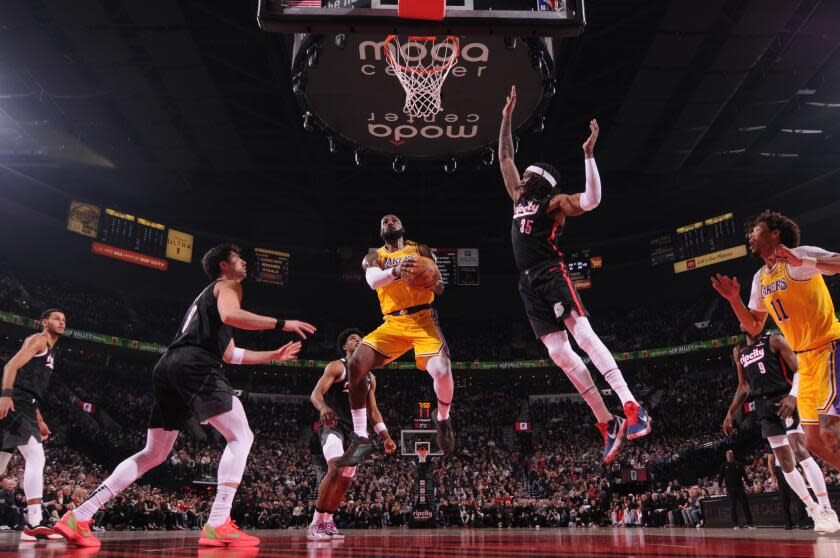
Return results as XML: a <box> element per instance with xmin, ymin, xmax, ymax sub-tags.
<box><xmin>358</xmin><ymin>39</ymin><xmax>490</xmax><ymax>144</ymax></box>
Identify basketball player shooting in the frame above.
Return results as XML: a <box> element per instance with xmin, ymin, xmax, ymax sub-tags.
<box><xmin>56</xmin><ymin>244</ymin><xmax>314</xmax><ymax>548</ymax></box>
<box><xmin>0</xmin><ymin>309</ymin><xmax>64</xmax><ymax>542</ymax></box>
<box><xmin>724</xmin><ymin>330</ymin><xmax>840</xmax><ymax>532</ymax></box>
<box><xmin>335</xmin><ymin>215</ymin><xmax>454</xmax><ymax>467</ymax></box>
<box><xmin>499</xmin><ymin>86</ymin><xmax>651</xmax><ymax>463</ymax></box>
<box><xmin>308</xmin><ymin>328</ymin><xmax>396</xmax><ymax>541</ymax></box>
<box><xmin>712</xmin><ymin>211</ymin><xmax>840</xmax><ymax>475</ymax></box>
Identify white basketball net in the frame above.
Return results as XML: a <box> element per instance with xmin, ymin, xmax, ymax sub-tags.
<box><xmin>384</xmin><ymin>35</ymin><xmax>460</xmax><ymax>119</ymax></box>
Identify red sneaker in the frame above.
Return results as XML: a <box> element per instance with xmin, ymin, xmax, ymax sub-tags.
<box><xmin>54</xmin><ymin>511</ymin><xmax>101</xmax><ymax>548</ymax></box>
<box><xmin>198</xmin><ymin>518</ymin><xmax>260</xmax><ymax>547</ymax></box>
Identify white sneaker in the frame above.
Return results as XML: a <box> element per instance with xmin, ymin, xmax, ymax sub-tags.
<box><xmin>820</xmin><ymin>506</ymin><xmax>840</xmax><ymax>534</ymax></box>
<box><xmin>807</xmin><ymin>503</ymin><xmax>837</xmax><ymax>534</ymax></box>
<box><xmin>307</xmin><ymin>522</ymin><xmax>330</xmax><ymax>541</ymax></box>
<box><xmin>323</xmin><ymin>521</ymin><xmax>345</xmax><ymax>539</ymax></box>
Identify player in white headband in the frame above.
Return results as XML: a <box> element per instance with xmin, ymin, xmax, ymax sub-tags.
<box><xmin>498</xmin><ymin>85</ymin><xmax>651</xmax><ymax>464</ymax></box>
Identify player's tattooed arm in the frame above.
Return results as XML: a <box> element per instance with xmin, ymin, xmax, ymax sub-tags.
<box><xmin>311</xmin><ymin>361</ymin><xmax>343</xmax><ymax>427</ymax></box>
<box><xmin>499</xmin><ymin>85</ymin><xmax>521</xmax><ymax>202</ymax></box>
<box><xmin>723</xmin><ymin>345</ymin><xmax>750</xmax><ymax>437</ymax></box>
<box><xmin>417</xmin><ymin>244</ymin><xmax>444</xmax><ymax>296</ymax></box>
<box><xmin>0</xmin><ymin>334</ymin><xmax>45</xmax><ymax>419</ymax></box>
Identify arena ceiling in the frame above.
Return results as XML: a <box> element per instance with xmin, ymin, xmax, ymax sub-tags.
<box><xmin>1</xmin><ymin>0</ymin><xmax>839</xmax><ymax>255</ymax></box>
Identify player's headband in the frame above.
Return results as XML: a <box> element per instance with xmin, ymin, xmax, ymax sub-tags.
<box><xmin>525</xmin><ymin>165</ymin><xmax>558</xmax><ymax>188</ymax></box>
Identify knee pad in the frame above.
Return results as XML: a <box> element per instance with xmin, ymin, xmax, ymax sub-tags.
<box><xmin>768</xmin><ymin>435</ymin><xmax>790</xmax><ymax>449</ymax></box>
<box><xmin>542</xmin><ymin>331</ymin><xmax>581</xmax><ymax>371</ymax></box>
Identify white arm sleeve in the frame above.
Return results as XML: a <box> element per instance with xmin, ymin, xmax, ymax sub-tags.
<box><xmin>366</xmin><ymin>266</ymin><xmax>396</xmax><ymax>289</ymax></box>
<box><xmin>747</xmin><ymin>271</ymin><xmax>764</xmax><ymax>312</ymax></box>
<box><xmin>579</xmin><ymin>157</ymin><xmax>602</xmax><ymax>211</ymax></box>
<box><xmin>787</xmin><ymin>246</ymin><xmax>838</xmax><ymax>280</ymax></box>
<box><xmin>789</xmin><ymin>372</ymin><xmax>800</xmax><ymax>398</ymax></box>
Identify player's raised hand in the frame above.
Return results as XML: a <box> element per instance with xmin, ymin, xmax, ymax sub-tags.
<box><xmin>320</xmin><ymin>407</ymin><xmax>339</xmax><ymax>428</ymax></box>
<box><xmin>0</xmin><ymin>396</ymin><xmax>14</xmax><ymax>419</ymax></box>
<box><xmin>722</xmin><ymin>413</ymin><xmax>736</xmax><ymax>437</ymax></box>
<box><xmin>283</xmin><ymin>320</ymin><xmax>316</xmax><ymax>339</ymax></box>
<box><xmin>774</xmin><ymin>245</ymin><xmax>802</xmax><ymax>267</ymax></box>
<box><xmin>711</xmin><ymin>273</ymin><xmax>740</xmax><ymax>301</ymax></box>
<box><xmin>776</xmin><ymin>395</ymin><xmax>797</xmax><ymax>420</ymax></box>
<box><xmin>502</xmin><ymin>85</ymin><xmax>517</xmax><ymax>118</ymax></box>
<box><xmin>582</xmin><ymin>119</ymin><xmax>599</xmax><ymax>157</ymax></box>
<box><xmin>274</xmin><ymin>340</ymin><xmax>302</xmax><ymax>361</ymax></box>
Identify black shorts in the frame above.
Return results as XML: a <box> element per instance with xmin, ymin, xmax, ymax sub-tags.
<box><xmin>148</xmin><ymin>348</ymin><xmax>234</xmax><ymax>431</ymax></box>
<box><xmin>752</xmin><ymin>395</ymin><xmax>801</xmax><ymax>439</ymax></box>
<box><xmin>518</xmin><ymin>260</ymin><xmax>590</xmax><ymax>338</ymax></box>
<box><xmin>318</xmin><ymin>420</ymin><xmax>352</xmax><ymax>448</ymax></box>
<box><xmin>0</xmin><ymin>396</ymin><xmax>41</xmax><ymax>451</ymax></box>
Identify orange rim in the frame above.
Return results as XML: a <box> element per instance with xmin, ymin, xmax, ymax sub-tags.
<box><xmin>384</xmin><ymin>35</ymin><xmax>460</xmax><ymax>75</ymax></box>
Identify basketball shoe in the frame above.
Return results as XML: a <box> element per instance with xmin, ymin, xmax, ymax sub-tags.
<box><xmin>334</xmin><ymin>432</ymin><xmax>375</xmax><ymax>467</ymax></box>
<box><xmin>598</xmin><ymin>416</ymin><xmax>627</xmax><ymax>463</ymax></box>
<box><xmin>431</xmin><ymin>408</ymin><xmax>455</xmax><ymax>454</ymax></box>
<box><xmin>198</xmin><ymin>518</ymin><xmax>260</xmax><ymax>547</ymax></box>
<box><xmin>624</xmin><ymin>402</ymin><xmax>652</xmax><ymax>440</ymax></box>
<box><xmin>55</xmin><ymin>511</ymin><xmax>101</xmax><ymax>547</ymax></box>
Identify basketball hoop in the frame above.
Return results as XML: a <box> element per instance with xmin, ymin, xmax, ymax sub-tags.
<box><xmin>384</xmin><ymin>35</ymin><xmax>460</xmax><ymax>119</ymax></box>
<box><xmin>416</xmin><ymin>446</ymin><xmax>430</xmax><ymax>464</ymax></box>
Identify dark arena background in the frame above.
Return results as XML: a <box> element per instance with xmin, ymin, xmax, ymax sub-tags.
<box><xmin>1</xmin><ymin>0</ymin><xmax>840</xmax><ymax>557</ymax></box>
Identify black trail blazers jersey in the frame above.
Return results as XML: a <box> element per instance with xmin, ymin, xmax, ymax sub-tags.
<box><xmin>323</xmin><ymin>359</ymin><xmax>371</xmax><ymax>428</ymax></box>
<box><xmin>15</xmin><ymin>340</ymin><xmax>55</xmax><ymax>402</ymax></box>
<box><xmin>738</xmin><ymin>334</ymin><xmax>791</xmax><ymax>399</ymax></box>
<box><xmin>168</xmin><ymin>280</ymin><xmax>233</xmax><ymax>363</ymax></box>
<box><xmin>512</xmin><ymin>195</ymin><xmax>565</xmax><ymax>272</ymax></box>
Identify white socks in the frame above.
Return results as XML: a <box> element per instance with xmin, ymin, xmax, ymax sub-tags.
<box><xmin>27</xmin><ymin>504</ymin><xmax>42</xmax><ymax>527</ymax></box>
<box><xmin>325</xmin><ymin>512</ymin><xmax>333</xmax><ymax>523</ymax></box>
<box><xmin>351</xmin><ymin>408</ymin><xmax>368</xmax><ymax>437</ymax></box>
<box><xmin>800</xmin><ymin>457</ymin><xmax>831</xmax><ymax>508</ymax></box>
<box><xmin>427</xmin><ymin>356</ymin><xmax>454</xmax><ymax>421</ymax></box>
<box><xmin>783</xmin><ymin>468</ymin><xmax>816</xmax><ymax>506</ymax></box>
<box><xmin>74</xmin><ymin>482</ymin><xmax>117</xmax><ymax>522</ymax></box>
<box><xmin>208</xmin><ymin>485</ymin><xmax>236</xmax><ymax>527</ymax></box>
<box><xmin>312</xmin><ymin>511</ymin><xmax>327</xmax><ymax>525</ymax></box>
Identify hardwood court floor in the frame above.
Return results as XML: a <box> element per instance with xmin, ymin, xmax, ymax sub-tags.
<box><xmin>3</xmin><ymin>527</ymin><xmax>840</xmax><ymax>558</ymax></box>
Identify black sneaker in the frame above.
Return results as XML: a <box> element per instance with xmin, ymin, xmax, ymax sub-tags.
<box><xmin>431</xmin><ymin>409</ymin><xmax>455</xmax><ymax>454</ymax></box>
<box><xmin>333</xmin><ymin>433</ymin><xmax>375</xmax><ymax>467</ymax></box>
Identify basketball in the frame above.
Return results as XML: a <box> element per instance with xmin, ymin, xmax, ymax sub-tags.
<box><xmin>403</xmin><ymin>256</ymin><xmax>438</xmax><ymax>288</ymax></box>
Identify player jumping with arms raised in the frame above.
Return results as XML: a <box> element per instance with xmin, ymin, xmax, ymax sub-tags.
<box><xmin>724</xmin><ymin>329</ymin><xmax>839</xmax><ymax>532</ymax></box>
<box><xmin>336</xmin><ymin>215</ymin><xmax>453</xmax><ymax>466</ymax></box>
<box><xmin>713</xmin><ymin>211</ymin><xmax>840</xmax><ymax>477</ymax></box>
<box><xmin>499</xmin><ymin>86</ymin><xmax>651</xmax><ymax>462</ymax></box>
<box><xmin>308</xmin><ymin>328</ymin><xmax>396</xmax><ymax>540</ymax></box>
<box><xmin>57</xmin><ymin>244</ymin><xmax>313</xmax><ymax>548</ymax></box>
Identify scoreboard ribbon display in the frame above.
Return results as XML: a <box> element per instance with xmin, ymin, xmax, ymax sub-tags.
<box><xmin>252</xmin><ymin>247</ymin><xmax>290</xmax><ymax>286</ymax></box>
<box><xmin>671</xmin><ymin>212</ymin><xmax>747</xmax><ymax>274</ymax></box>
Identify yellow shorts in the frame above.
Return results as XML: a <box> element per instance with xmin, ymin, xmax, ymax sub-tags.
<box><xmin>361</xmin><ymin>309</ymin><xmax>448</xmax><ymax>370</ymax></box>
<box><xmin>797</xmin><ymin>340</ymin><xmax>839</xmax><ymax>424</ymax></box>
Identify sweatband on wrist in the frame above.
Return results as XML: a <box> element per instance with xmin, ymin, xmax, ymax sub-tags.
<box><xmin>231</xmin><ymin>347</ymin><xmax>245</xmax><ymax>365</ymax></box>
<box><xmin>374</xmin><ymin>422</ymin><xmax>387</xmax><ymax>434</ymax></box>
<box><xmin>276</xmin><ymin>319</ymin><xmax>286</xmax><ymax>331</ymax></box>
<box><xmin>1</xmin><ymin>389</ymin><xmax>13</xmax><ymax>397</ymax></box>
<box><xmin>801</xmin><ymin>256</ymin><xmax>817</xmax><ymax>269</ymax></box>
<box><xmin>789</xmin><ymin>373</ymin><xmax>800</xmax><ymax>398</ymax></box>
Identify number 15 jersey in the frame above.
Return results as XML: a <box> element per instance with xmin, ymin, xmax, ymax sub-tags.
<box><xmin>748</xmin><ymin>246</ymin><xmax>840</xmax><ymax>352</ymax></box>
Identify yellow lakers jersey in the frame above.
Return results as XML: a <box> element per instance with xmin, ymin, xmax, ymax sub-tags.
<box><xmin>374</xmin><ymin>242</ymin><xmax>434</xmax><ymax>316</ymax></box>
<box><xmin>757</xmin><ymin>263</ymin><xmax>840</xmax><ymax>352</ymax></box>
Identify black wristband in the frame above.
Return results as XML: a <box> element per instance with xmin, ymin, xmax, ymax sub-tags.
<box><xmin>277</xmin><ymin>319</ymin><xmax>286</xmax><ymax>331</ymax></box>
<box><xmin>1</xmin><ymin>389</ymin><xmax>13</xmax><ymax>397</ymax></box>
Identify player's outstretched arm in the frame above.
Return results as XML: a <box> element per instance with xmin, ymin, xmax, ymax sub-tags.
<box><xmin>311</xmin><ymin>361</ymin><xmax>343</xmax><ymax>427</ymax></box>
<box><xmin>499</xmin><ymin>85</ymin><xmax>521</xmax><ymax>202</ymax></box>
<box><xmin>0</xmin><ymin>334</ymin><xmax>44</xmax><ymax>419</ymax></box>
<box><xmin>221</xmin><ymin>338</ymin><xmax>302</xmax><ymax>366</ymax></box>
<box><xmin>775</xmin><ymin>245</ymin><xmax>840</xmax><ymax>275</ymax></box>
<box><xmin>547</xmin><ymin>119</ymin><xmax>601</xmax><ymax>218</ymax></box>
<box><xmin>710</xmin><ymin>273</ymin><xmax>767</xmax><ymax>337</ymax></box>
<box><xmin>216</xmin><ymin>280</ymin><xmax>316</xmax><ymax>338</ymax></box>
<box><xmin>367</xmin><ymin>374</ymin><xmax>396</xmax><ymax>454</ymax></box>
<box><xmin>723</xmin><ymin>345</ymin><xmax>750</xmax><ymax>436</ymax></box>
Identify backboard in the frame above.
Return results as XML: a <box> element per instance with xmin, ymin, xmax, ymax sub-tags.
<box><xmin>257</xmin><ymin>0</ymin><xmax>586</xmax><ymax>37</ymax></box>
<box><xmin>401</xmin><ymin>429</ymin><xmax>444</xmax><ymax>457</ymax></box>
